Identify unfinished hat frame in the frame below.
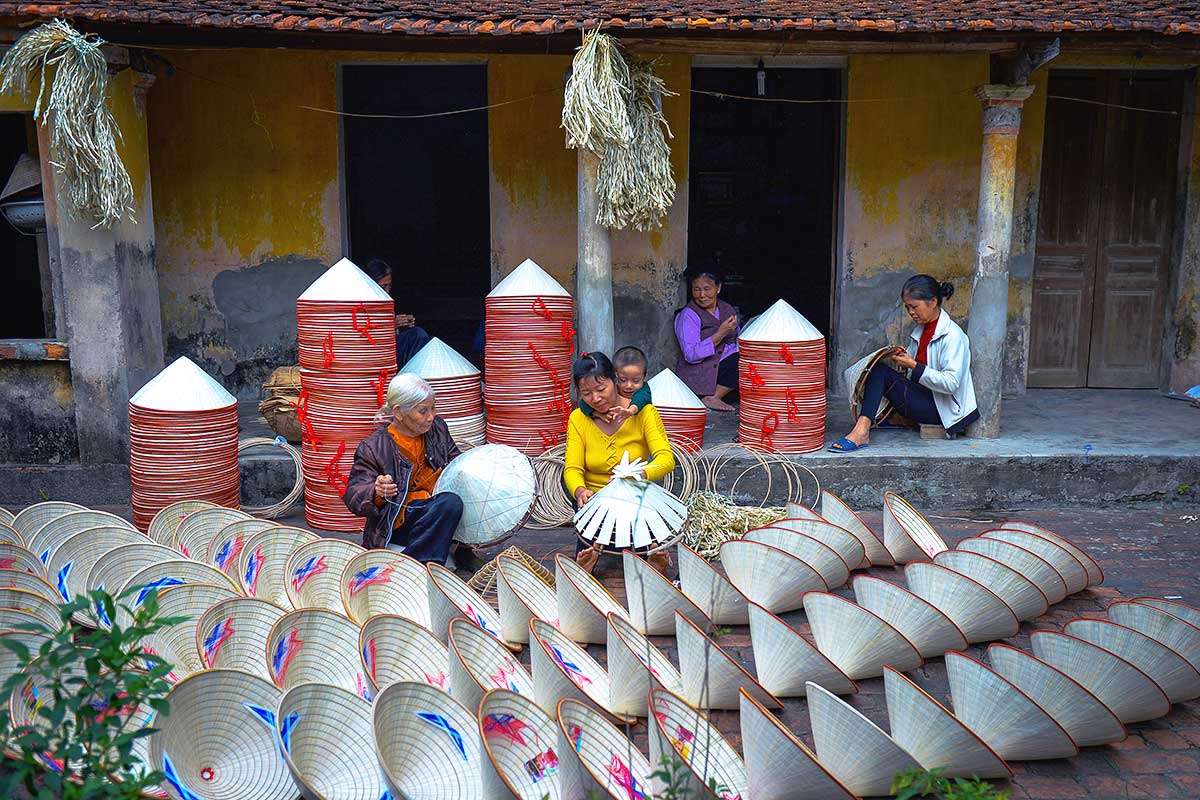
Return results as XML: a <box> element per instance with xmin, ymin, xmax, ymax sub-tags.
<box><xmin>674</xmin><ymin>610</ymin><xmax>781</xmax><ymax>711</ymax></box>
<box><xmin>719</xmin><ymin>539</ymin><xmax>827</xmax><ymax>614</ymax></box>
<box><xmin>449</xmin><ymin>617</ymin><xmax>535</xmax><ymax>713</ymax></box>
<box><xmin>803</xmin><ymin>590</ymin><xmax>923</xmax><ymax>680</ymax></box>
<box><xmin>746</xmin><ymin>601</ymin><xmax>856</xmax><ymax>697</ymax></box>
<box><xmin>359</xmin><ymin>613</ymin><xmax>451</xmax><ymax>694</ymax></box>
<box><xmin>373</xmin><ymin>680</ymin><xmax>484</xmax><ymax>799</ymax></box>
<box><xmin>882</xmin><ymin>491</ymin><xmax>949</xmax><ymax>564</ymax></box>
<box><xmin>852</xmin><ymin>575</ymin><xmax>968</xmax><ymax>659</ymax></box>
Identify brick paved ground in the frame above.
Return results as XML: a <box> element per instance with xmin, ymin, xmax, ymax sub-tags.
<box><xmin>472</xmin><ymin>505</ymin><xmax>1200</xmax><ymax>800</ymax></box>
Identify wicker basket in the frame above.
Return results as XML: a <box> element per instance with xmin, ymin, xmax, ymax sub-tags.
<box><xmin>28</xmin><ymin>509</ymin><xmax>135</xmax><ymax>566</ymax></box>
<box><xmin>1063</xmin><ymin>618</ymin><xmax>1200</xmax><ymax>704</ymax></box>
<box><xmin>944</xmin><ymin>649</ymin><xmax>1079</xmax><ymax>760</ymax></box>
<box><xmin>478</xmin><ymin>688</ymin><xmax>561</xmax><ymax>799</ymax></box>
<box><xmin>277</xmin><ymin>682</ymin><xmax>387</xmax><ymax>800</ymax></box>
<box><xmin>495</xmin><ymin>554</ymin><xmax>558</xmax><ymax>644</ymax></box>
<box><xmin>141</xmin><ymin>582</ymin><xmax>239</xmax><ymax>681</ymax></box>
<box><xmin>195</xmin><ymin>596</ymin><xmax>288</xmax><ymax>681</ymax></box>
<box><xmin>555</xmin><ymin>698</ymin><xmax>653</xmax><ymax>800</ymax></box>
<box><xmin>207</xmin><ymin>519</ymin><xmax>273</xmax><ymax>573</ymax></box>
<box><xmin>746</xmin><ymin>602</ymin><xmax>855</xmax><ymax>697</ymax></box>
<box><xmin>647</xmin><ymin>687</ymin><xmax>748</xmax><ymax>800</ymax></box>
<box><xmin>372</xmin><ymin>680</ymin><xmax>484</xmax><ymax>799</ymax></box>
<box><xmin>674</xmin><ymin>610</ymin><xmax>780</xmax><ymax>711</ymax></box>
<box><xmin>743</xmin><ymin>527</ymin><xmax>849</xmax><ymax>589</ymax></box>
<box><xmin>739</xmin><ymin>688</ymin><xmax>856</xmax><ymax>800</ymax></box>
<box><xmin>360</xmin><ymin>613</ymin><xmax>450</xmax><ymax>694</ymax></box>
<box><xmin>341</xmin><ymin>549</ymin><xmax>430</xmax><ymax>627</ymax></box>
<box><xmin>283</xmin><ymin>538</ymin><xmax>366</xmax><ymax>612</ymax></box>
<box><xmin>622</xmin><ymin>550</ymin><xmax>709</xmax><ymax>636</ymax></box>
<box><xmin>235</xmin><ymin>526</ymin><xmax>321</xmax><ymax>605</ymax></box>
<box><xmin>981</xmin><ymin>529</ymin><xmax>1088</xmax><ymax>595</ymax></box>
<box><xmin>817</xmin><ymin>489</ymin><xmax>893</xmax><ymax>567</ymax></box>
<box><xmin>803</xmin><ymin>590</ymin><xmax>923</xmax><ymax>680</ymax></box>
<box><xmin>851</xmin><ymin>575</ymin><xmax>968</xmax><ymax>659</ymax></box>
<box><xmin>1031</xmin><ymin>629</ymin><xmax>1170</xmax><ymax>724</ymax></box>
<box><xmin>553</xmin><ymin>554</ymin><xmax>628</xmax><ymax>645</ymax></box>
<box><xmin>11</xmin><ymin>501</ymin><xmax>86</xmax><ymax>540</ymax></box>
<box><xmin>147</xmin><ymin>500</ymin><xmax>216</xmax><ymax>546</ymax></box>
<box><xmin>267</xmin><ymin>607</ymin><xmax>372</xmax><ymax>700</ymax></box>
<box><xmin>605</xmin><ymin>612</ymin><xmax>684</xmax><ymax>718</ymax></box>
<box><xmin>427</xmin><ymin>562</ymin><xmax>515</xmax><ymax>651</ymax></box>
<box><xmin>770</xmin><ymin>518</ymin><xmax>867</xmax><ymax>572</ymax></box>
<box><xmin>934</xmin><ymin>550</ymin><xmax>1049</xmax><ymax>622</ymax></box>
<box><xmin>449</xmin><ymin>617</ymin><xmax>534</xmax><ymax>713</ymax></box>
<box><xmin>467</xmin><ymin>545</ymin><xmax>553</xmax><ymax>606</ymax></box>
<box><xmin>719</xmin><ymin>539</ymin><xmax>826</xmax><ymax>614</ymax></box>
<box><xmin>147</xmin><ymin>669</ymin><xmax>292</xmax><ymax>800</ymax></box>
<box><xmin>955</xmin><ymin>536</ymin><xmax>1068</xmax><ymax>605</ymax></box>
<box><xmin>882</xmin><ymin>491</ymin><xmax>948</xmax><ymax>564</ymax></box>
<box><xmin>259</xmin><ymin>365</ymin><xmax>303</xmax><ymax>443</ymax></box>
<box><xmin>676</xmin><ymin>543</ymin><xmax>749</xmax><ymax>625</ymax></box>
<box><xmin>904</xmin><ymin>562</ymin><xmax>1020</xmax><ymax>644</ymax></box>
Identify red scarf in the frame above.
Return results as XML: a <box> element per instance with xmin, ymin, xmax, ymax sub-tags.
<box><xmin>916</xmin><ymin>320</ymin><xmax>937</xmax><ymax>365</ymax></box>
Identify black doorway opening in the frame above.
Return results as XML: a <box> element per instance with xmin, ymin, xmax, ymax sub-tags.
<box><xmin>342</xmin><ymin>64</ymin><xmax>490</xmax><ymax>358</ymax></box>
<box><xmin>0</xmin><ymin>112</ymin><xmax>44</xmax><ymax>339</ymax></box>
<box><xmin>687</xmin><ymin>67</ymin><xmax>840</xmax><ymax>337</ymax></box>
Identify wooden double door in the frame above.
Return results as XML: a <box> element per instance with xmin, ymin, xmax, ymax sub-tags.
<box><xmin>1028</xmin><ymin>71</ymin><xmax>1184</xmax><ymax>388</ymax></box>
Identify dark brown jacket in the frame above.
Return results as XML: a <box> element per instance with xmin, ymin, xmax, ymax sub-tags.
<box><xmin>342</xmin><ymin>418</ymin><xmax>462</xmax><ymax>550</ymax></box>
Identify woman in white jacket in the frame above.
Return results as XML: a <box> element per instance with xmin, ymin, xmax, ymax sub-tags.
<box><xmin>830</xmin><ymin>275</ymin><xmax>979</xmax><ymax>452</ymax></box>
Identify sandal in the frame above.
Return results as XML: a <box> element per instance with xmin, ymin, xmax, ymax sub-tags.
<box><xmin>828</xmin><ymin>438</ymin><xmax>869</xmax><ymax>453</ymax></box>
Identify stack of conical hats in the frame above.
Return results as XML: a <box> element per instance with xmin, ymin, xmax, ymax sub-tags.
<box><xmin>401</xmin><ymin>337</ymin><xmax>484</xmax><ymax>446</ymax></box>
<box><xmin>647</xmin><ymin>368</ymin><xmax>707</xmax><ymax>452</ymax></box>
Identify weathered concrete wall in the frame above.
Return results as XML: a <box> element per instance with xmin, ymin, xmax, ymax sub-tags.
<box><xmin>1170</xmin><ymin>69</ymin><xmax>1200</xmax><ymax>393</ymax></box>
<box><xmin>0</xmin><ymin>350</ymin><xmax>76</xmax><ymax>464</ymax></box>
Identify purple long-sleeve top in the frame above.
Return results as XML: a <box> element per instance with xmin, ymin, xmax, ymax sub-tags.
<box><xmin>674</xmin><ymin>305</ymin><xmax>740</xmax><ymax>364</ymax></box>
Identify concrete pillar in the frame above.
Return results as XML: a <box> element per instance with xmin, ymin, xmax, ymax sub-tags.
<box><xmin>576</xmin><ymin>147</ymin><xmax>614</xmax><ymax>356</ymax></box>
<box><xmin>966</xmin><ymin>84</ymin><xmax>1036</xmax><ymax>439</ymax></box>
<box><xmin>39</xmin><ymin>66</ymin><xmax>164</xmax><ymax>464</ymax></box>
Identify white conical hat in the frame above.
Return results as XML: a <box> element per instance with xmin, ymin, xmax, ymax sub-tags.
<box><xmin>488</xmin><ymin>258</ymin><xmax>570</xmax><ymax>298</ymax></box>
<box><xmin>1031</xmin><ymin>630</ymin><xmax>1170</xmax><ymax>724</ymax></box>
<box><xmin>297</xmin><ymin>257</ymin><xmax>391</xmax><ymax>302</ymax></box>
<box><xmin>674</xmin><ymin>611</ymin><xmax>781</xmax><ymax>711</ymax></box>
<box><xmin>622</xmin><ymin>550</ymin><xmax>709</xmax><ymax>636</ymax></box>
<box><xmin>739</xmin><ymin>689</ymin><xmax>857</xmax><ymax>800</ymax></box>
<box><xmin>738</xmin><ymin>299</ymin><xmax>822</xmax><ymax>343</ymax></box>
<box><xmin>401</xmin><ymin>337</ymin><xmax>480</xmax><ymax>379</ymax></box>
<box><xmin>130</xmin><ymin>357</ymin><xmax>236</xmax><ymax>412</ymax></box>
<box><xmin>646</xmin><ymin>369</ymin><xmax>705</xmax><ymax>410</ymax></box>
<box><xmin>1062</xmin><ymin>618</ymin><xmax>1200</xmax><ymax>704</ymax></box>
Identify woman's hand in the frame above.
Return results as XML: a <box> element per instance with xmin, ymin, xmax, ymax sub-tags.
<box><xmin>375</xmin><ymin>473</ymin><xmax>398</xmax><ymax>501</ymax></box>
<box><xmin>575</xmin><ymin>487</ymin><xmax>595</xmax><ymax>506</ymax></box>
<box><xmin>891</xmin><ymin>348</ymin><xmax>918</xmax><ymax>371</ymax></box>
<box><xmin>395</xmin><ymin>314</ymin><xmax>416</xmax><ymax>329</ymax></box>
<box><xmin>714</xmin><ymin>314</ymin><xmax>738</xmax><ymax>341</ymax></box>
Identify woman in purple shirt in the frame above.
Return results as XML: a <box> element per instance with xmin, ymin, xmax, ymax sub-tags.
<box><xmin>673</xmin><ymin>270</ymin><xmax>741</xmax><ymax>411</ymax></box>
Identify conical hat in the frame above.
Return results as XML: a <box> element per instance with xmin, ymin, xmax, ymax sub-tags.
<box><xmin>448</xmin><ymin>617</ymin><xmax>534</xmax><ymax>713</ymax></box>
<box><xmin>933</xmin><ymin>550</ymin><xmax>1049</xmax><ymax>621</ymax></box>
<box><xmin>554</xmin><ymin>554</ymin><xmax>628</xmax><ymax>644</ymax></box>
<box><xmin>0</xmin><ymin>586</ymin><xmax>61</xmax><ymax>631</ymax></box>
<box><xmin>1132</xmin><ymin>596</ymin><xmax>1200</xmax><ymax>629</ymax></box>
<box><xmin>86</xmin><ymin>541</ymin><xmax>178</xmax><ymax>602</ymax></box>
<box><xmin>372</xmin><ymin>680</ymin><xmax>483</xmax><ymax>800</ymax></box>
<box><xmin>277</xmin><ymin>682</ymin><xmax>387</xmax><ymax>800</ymax></box>
<box><xmin>496</xmin><ymin>554</ymin><xmax>558</xmax><ymax>644</ymax></box>
<box><xmin>622</xmin><ymin>550</ymin><xmax>709</xmax><ymax>635</ymax></box>
<box><xmin>882</xmin><ymin>491</ymin><xmax>948</xmax><ymax>564</ymax></box>
<box><xmin>284</xmin><ymin>538</ymin><xmax>366</xmax><ymax>613</ymax></box>
<box><xmin>807</xmin><ymin>680</ymin><xmax>920</xmax><ymax>797</ymax></box>
<box><xmin>743</xmin><ymin>527</ymin><xmax>849</xmax><ymax>588</ymax></box>
<box><xmin>401</xmin><ymin>336</ymin><xmax>481</xmax><ymax>379</ymax></box>
<box><xmin>674</xmin><ymin>610</ymin><xmax>781</xmax><ymax>711</ymax></box>
<box><xmin>1</xmin><ymin>153</ymin><xmax>41</xmax><ymax>200</ymax></box>
<box><xmin>236</xmin><ymin>526</ymin><xmax>321</xmax><ymax>606</ymax></box>
<box><xmin>427</xmin><ymin>561</ymin><xmax>514</xmax><ymax>651</ymax></box>
<box><xmin>117</xmin><ymin>558</ymin><xmax>241</xmax><ymax>628</ymax></box>
<box><xmin>28</xmin><ymin>509</ymin><xmax>135</xmax><ymax>565</ymax></box>
<box><xmin>0</xmin><ymin>544</ymin><xmax>51</xmax><ymax>583</ymax></box>
<box><xmin>478</xmin><ymin>689</ymin><xmax>562</xmax><ymax>799</ymax></box>
<box><xmin>0</xmin><ymin>507</ymin><xmax>12</xmax><ymax>528</ymax></box>
<box><xmin>738</xmin><ymin>688</ymin><xmax>856</xmax><ymax>800</ymax></box>
<box><xmin>359</xmin><ymin>613</ymin><xmax>450</xmax><ymax>694</ymax></box>
<box><xmin>1031</xmin><ymin>630</ymin><xmax>1171</xmax><ymax>723</ymax></box>
<box><xmin>605</xmin><ymin>612</ymin><xmax>683</xmax><ymax>718</ymax></box>
<box><xmin>647</xmin><ymin>688</ymin><xmax>748</xmax><ymax>800</ymax></box>
<box><xmin>999</xmin><ymin>520</ymin><xmax>1103</xmax><ymax>587</ymax></box>
<box><xmin>267</xmin><ymin>607</ymin><xmax>373</xmax><ymax>700</ymax></box>
<box><xmin>208</xmin><ymin>519</ymin><xmax>274</xmax><ymax>573</ymax></box>
<box><xmin>51</xmin><ymin>525</ymin><xmax>147</xmax><ymax>622</ymax></box>
<box><xmin>981</xmin><ymin>529</ymin><xmax>1088</xmax><ymax>595</ymax></box>
<box><xmin>738</xmin><ymin>299</ymin><xmax>822</xmax><ymax>343</ymax></box>
<box><xmin>0</xmin><ymin>630</ymin><xmax>52</xmax><ymax>707</ymax></box>
<box><xmin>851</xmin><ymin>575</ymin><xmax>967</xmax><ymax>659</ymax></box>
<box><xmin>147</xmin><ymin>670</ymin><xmax>291</xmax><ymax>800</ymax></box>
<box><xmin>173</xmin><ymin>507</ymin><xmax>250</xmax><ymax>561</ymax></box>
<box><xmin>297</xmin><ymin>257</ymin><xmax>391</xmax><ymax>302</ymax></box>
<box><xmin>556</xmin><ymin>698</ymin><xmax>653</xmax><ymax>800</ymax></box>
<box><xmin>986</xmin><ymin>643</ymin><xmax>1126</xmax><ymax>747</ymax></box>
<box><xmin>130</xmin><ymin>356</ymin><xmax>237</xmax><ymax>412</ymax></box>
<box><xmin>196</xmin><ymin>596</ymin><xmax>288</xmax><ymax>681</ymax></box>
<box><xmin>148</xmin><ymin>500</ymin><xmax>216</xmax><ymax>546</ymax></box>
<box><xmin>1063</xmin><ymin>618</ymin><xmax>1200</xmax><ymax>704</ymax></box>
<box><xmin>719</xmin><ymin>539</ymin><xmax>826</xmax><ymax>614</ymax></box>
<box><xmin>676</xmin><ymin>543</ymin><xmax>749</xmax><ymax>625</ymax></box>
<box><xmin>434</xmin><ymin>443</ymin><xmax>536</xmax><ymax>547</ymax></box>
<box><xmin>0</xmin><ymin>607</ymin><xmax>52</xmax><ymax>633</ymax></box>
<box><xmin>944</xmin><ymin>650</ymin><xmax>1078</xmax><ymax>761</ymax></box>
<box><xmin>818</xmin><ymin>489</ymin><xmax>894</xmax><ymax>566</ymax></box>
<box><xmin>883</xmin><ymin>665</ymin><xmax>1011</xmax><ymax>779</ymax></box>
<box><xmin>529</xmin><ymin>618</ymin><xmax>627</xmax><ymax>724</ymax></box>
<box><xmin>954</xmin><ymin>535</ymin><xmax>1068</xmax><ymax>605</ymax></box>
<box><xmin>142</xmin><ymin>582</ymin><xmax>239</xmax><ymax>680</ymax></box>
<box><xmin>12</xmin><ymin>501</ymin><xmax>85</xmax><ymax>540</ymax></box>
<box><xmin>1109</xmin><ymin>600</ymin><xmax>1200</xmax><ymax>673</ymax></box>
<box><xmin>341</xmin><ymin>549</ymin><xmax>430</xmax><ymax>627</ymax></box>
<box><xmin>770</xmin><ymin>518</ymin><xmax>867</xmax><ymax>573</ymax></box>
<box><xmin>904</xmin><ymin>562</ymin><xmax>1019</xmax><ymax>644</ymax></box>
<box><xmin>646</xmin><ymin>368</ymin><xmax>705</xmax><ymax>410</ymax></box>
<box><xmin>784</xmin><ymin>500</ymin><xmax>824</xmax><ymax>522</ymax></box>
<box><xmin>746</xmin><ymin>602</ymin><xmax>856</xmax><ymax>697</ymax></box>
<box><xmin>803</xmin><ymin>590</ymin><xmax>923</xmax><ymax>679</ymax></box>
<box><xmin>488</xmin><ymin>258</ymin><xmax>570</xmax><ymax>298</ymax></box>
<box><xmin>0</xmin><ymin>522</ymin><xmax>22</xmax><ymax>547</ymax></box>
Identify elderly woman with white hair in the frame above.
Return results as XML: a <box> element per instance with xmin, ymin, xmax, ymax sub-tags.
<box><xmin>344</xmin><ymin>373</ymin><xmax>483</xmax><ymax>570</ymax></box>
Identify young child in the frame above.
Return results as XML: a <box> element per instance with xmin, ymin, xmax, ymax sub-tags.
<box><xmin>579</xmin><ymin>346</ymin><xmax>653</xmax><ymax>423</ymax></box>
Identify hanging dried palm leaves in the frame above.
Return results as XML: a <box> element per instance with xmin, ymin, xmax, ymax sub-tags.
<box><xmin>0</xmin><ymin>19</ymin><xmax>135</xmax><ymax>229</ymax></box>
<box><xmin>562</xmin><ymin>28</ymin><xmax>632</xmax><ymax>154</ymax></box>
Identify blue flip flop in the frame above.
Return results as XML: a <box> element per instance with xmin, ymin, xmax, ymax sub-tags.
<box><xmin>828</xmin><ymin>438</ymin><xmax>868</xmax><ymax>453</ymax></box>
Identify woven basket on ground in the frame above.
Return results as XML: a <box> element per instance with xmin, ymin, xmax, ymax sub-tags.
<box><xmin>259</xmin><ymin>365</ymin><xmax>303</xmax><ymax>443</ymax></box>
<box><xmin>466</xmin><ymin>545</ymin><xmax>553</xmax><ymax>606</ymax></box>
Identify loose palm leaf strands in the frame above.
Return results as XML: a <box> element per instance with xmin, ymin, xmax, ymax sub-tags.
<box><xmin>0</xmin><ymin>19</ymin><xmax>135</xmax><ymax>229</ymax></box>
<box><xmin>561</xmin><ymin>28</ymin><xmax>632</xmax><ymax>155</ymax></box>
<box><xmin>683</xmin><ymin>492</ymin><xmax>787</xmax><ymax>560</ymax></box>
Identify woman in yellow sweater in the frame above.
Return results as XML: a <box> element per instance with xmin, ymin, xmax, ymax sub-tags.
<box><xmin>564</xmin><ymin>352</ymin><xmax>675</xmax><ymax>574</ymax></box>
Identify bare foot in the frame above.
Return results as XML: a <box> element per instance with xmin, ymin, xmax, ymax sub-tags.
<box><xmin>647</xmin><ymin>550</ymin><xmax>670</xmax><ymax>576</ymax></box>
<box><xmin>576</xmin><ymin>542</ymin><xmax>603</xmax><ymax>574</ymax></box>
<box><xmin>703</xmin><ymin>395</ymin><xmax>735</xmax><ymax>412</ymax></box>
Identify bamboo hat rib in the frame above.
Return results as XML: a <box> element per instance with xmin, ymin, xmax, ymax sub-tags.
<box><xmin>622</xmin><ymin>550</ymin><xmax>710</xmax><ymax>635</ymax></box>
<box><xmin>719</xmin><ymin>539</ymin><xmax>827</xmax><ymax>614</ymax></box>
<box><xmin>529</xmin><ymin>618</ymin><xmax>630</xmax><ymax>724</ymax></box>
<box><xmin>882</xmin><ymin>491</ymin><xmax>949</xmax><ymax>564</ymax></box>
<box><xmin>986</xmin><ymin>643</ymin><xmax>1126</xmax><ymax>747</ymax></box>
<box><xmin>195</xmin><ymin>596</ymin><xmax>288</xmax><ymax>680</ymax></box>
<box><xmin>933</xmin><ymin>549</ymin><xmax>1049</xmax><ymax>621</ymax></box>
<box><xmin>852</xmin><ymin>575</ymin><xmax>968</xmax><ymax>659</ymax></box>
<box><xmin>28</xmin><ymin>509</ymin><xmax>135</xmax><ymax>566</ymax></box>
<box><xmin>496</xmin><ymin>554</ymin><xmax>558</xmax><ymax>644</ymax></box>
<box><xmin>770</xmin><ymin>518</ymin><xmax>867</xmax><ymax>572</ymax></box>
<box><xmin>746</xmin><ymin>601</ymin><xmax>857</xmax><ymax>697</ymax></box>
<box><xmin>373</xmin><ymin>680</ymin><xmax>484</xmax><ymax>800</ymax></box>
<box><xmin>981</xmin><ymin>529</ymin><xmax>1088</xmax><ymax>595</ymax></box>
<box><xmin>674</xmin><ymin>609</ymin><xmax>782</xmax><ymax>711</ymax></box>
<box><xmin>147</xmin><ymin>500</ymin><xmax>216</xmax><ymax>546</ymax></box>
<box><xmin>427</xmin><ymin>561</ymin><xmax>515</xmax><ymax>651</ymax></box>
<box><xmin>802</xmin><ymin>590</ymin><xmax>923</xmax><ymax>680</ymax></box>
<box><xmin>173</xmin><ymin>507</ymin><xmax>250</xmax><ymax>560</ymax></box>
<box><xmin>266</xmin><ymin>607</ymin><xmax>373</xmax><ymax>700</ymax></box>
<box><xmin>1031</xmin><ymin>630</ymin><xmax>1171</xmax><ymax>723</ymax></box>
<box><xmin>818</xmin><ymin>488</ymin><xmax>894</xmax><ymax>567</ymax></box>
<box><xmin>11</xmin><ymin>501</ymin><xmax>86</xmax><ymax>541</ymax></box>
<box><xmin>277</xmin><ymin>682</ymin><xmax>387</xmax><ymax>800</ymax></box>
<box><xmin>676</xmin><ymin>542</ymin><xmax>750</xmax><ymax>625</ymax></box>
<box><xmin>999</xmin><ymin>520</ymin><xmax>1103</xmax><ymax>587</ymax></box>
<box><xmin>904</xmin><ymin>562</ymin><xmax>1020</xmax><ymax>644</ymax></box>
<box><xmin>1062</xmin><ymin>618</ymin><xmax>1200</xmax><ymax>704</ymax></box>
<box><xmin>478</xmin><ymin>688</ymin><xmax>562</xmax><ymax>799</ymax></box>
<box><xmin>236</xmin><ymin>526</ymin><xmax>321</xmax><ymax>606</ymax></box>
<box><xmin>743</xmin><ymin>526</ymin><xmax>850</xmax><ymax>588</ymax></box>
<box><xmin>605</xmin><ymin>611</ymin><xmax>684</xmax><ymax>718</ymax></box>
<box><xmin>340</xmin><ymin>549</ymin><xmax>430</xmax><ymax>627</ymax></box>
<box><xmin>555</xmin><ymin>698</ymin><xmax>653</xmax><ymax>800</ymax></box>
<box><xmin>207</xmin><ymin>518</ymin><xmax>274</xmax><ymax>572</ymax></box>
<box><xmin>647</xmin><ymin>687</ymin><xmax>749</xmax><ymax>800</ymax></box>
<box><xmin>553</xmin><ymin>553</ymin><xmax>629</xmax><ymax>644</ymax></box>
<box><xmin>449</xmin><ymin>617</ymin><xmax>534</xmax><ymax>713</ymax></box>
<box><xmin>1109</xmin><ymin>600</ymin><xmax>1200</xmax><ymax>673</ymax></box>
<box><xmin>954</xmin><ymin>535</ymin><xmax>1069</xmax><ymax>605</ymax></box>
<box><xmin>284</xmin><ymin>538</ymin><xmax>367</xmax><ymax>612</ymax></box>
<box><xmin>359</xmin><ymin>613</ymin><xmax>450</xmax><ymax>694</ymax></box>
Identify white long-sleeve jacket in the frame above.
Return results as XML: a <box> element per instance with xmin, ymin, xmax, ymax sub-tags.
<box><xmin>905</xmin><ymin>311</ymin><xmax>978</xmax><ymax>430</ymax></box>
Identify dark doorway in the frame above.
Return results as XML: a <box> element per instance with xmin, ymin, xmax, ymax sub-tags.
<box><xmin>687</xmin><ymin>66</ymin><xmax>840</xmax><ymax>336</ymax></box>
<box><xmin>1029</xmin><ymin>71</ymin><xmax>1184</xmax><ymax>388</ymax></box>
<box><xmin>342</xmin><ymin>64</ymin><xmax>490</xmax><ymax>358</ymax></box>
<box><xmin>0</xmin><ymin>112</ymin><xmax>44</xmax><ymax>339</ymax></box>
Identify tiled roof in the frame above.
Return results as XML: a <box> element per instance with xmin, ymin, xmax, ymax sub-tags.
<box><xmin>1</xmin><ymin>1</ymin><xmax>1198</xmax><ymax>36</ymax></box>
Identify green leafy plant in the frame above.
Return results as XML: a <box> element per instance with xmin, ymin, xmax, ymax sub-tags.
<box><xmin>893</xmin><ymin>767</ymin><xmax>1011</xmax><ymax>800</ymax></box>
<box><xmin>0</xmin><ymin>588</ymin><xmax>183</xmax><ymax>799</ymax></box>
<box><xmin>649</xmin><ymin>752</ymin><xmax>697</xmax><ymax>799</ymax></box>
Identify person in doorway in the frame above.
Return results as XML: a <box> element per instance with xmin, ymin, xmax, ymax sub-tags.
<box><xmin>673</xmin><ymin>269</ymin><xmax>740</xmax><ymax>411</ymax></box>
<box><xmin>364</xmin><ymin>258</ymin><xmax>432</xmax><ymax>369</ymax></box>
<box><xmin>564</xmin><ymin>352</ymin><xmax>675</xmax><ymax>575</ymax></box>
<box><xmin>343</xmin><ymin>373</ymin><xmax>485</xmax><ymax>571</ymax></box>
<box><xmin>579</xmin><ymin>345</ymin><xmax>652</xmax><ymax>424</ymax></box>
<box><xmin>829</xmin><ymin>275</ymin><xmax>979</xmax><ymax>453</ymax></box>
